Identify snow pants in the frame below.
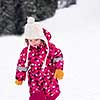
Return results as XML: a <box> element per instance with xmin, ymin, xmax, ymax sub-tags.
<box><xmin>29</xmin><ymin>91</ymin><xmax>59</xmax><ymax>100</ymax></box>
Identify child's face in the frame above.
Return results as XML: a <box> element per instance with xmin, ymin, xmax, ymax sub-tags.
<box><xmin>29</xmin><ymin>39</ymin><xmax>41</xmax><ymax>46</ymax></box>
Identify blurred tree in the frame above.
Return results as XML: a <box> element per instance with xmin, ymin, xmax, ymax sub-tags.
<box><xmin>0</xmin><ymin>0</ymin><xmax>76</xmax><ymax>36</ymax></box>
<box><xmin>23</xmin><ymin>0</ymin><xmax>58</xmax><ymax>21</ymax></box>
<box><xmin>58</xmin><ymin>0</ymin><xmax>76</xmax><ymax>8</ymax></box>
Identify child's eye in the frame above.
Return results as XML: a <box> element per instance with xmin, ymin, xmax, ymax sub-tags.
<box><xmin>35</xmin><ymin>39</ymin><xmax>39</xmax><ymax>41</ymax></box>
<box><xmin>30</xmin><ymin>40</ymin><xmax>32</xmax><ymax>42</ymax></box>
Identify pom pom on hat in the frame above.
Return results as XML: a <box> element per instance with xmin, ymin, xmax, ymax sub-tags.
<box><xmin>27</xmin><ymin>17</ymin><xmax>35</xmax><ymax>24</ymax></box>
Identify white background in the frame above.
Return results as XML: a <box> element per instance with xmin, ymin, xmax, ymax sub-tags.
<box><xmin>0</xmin><ymin>0</ymin><xmax>100</xmax><ymax>99</ymax></box>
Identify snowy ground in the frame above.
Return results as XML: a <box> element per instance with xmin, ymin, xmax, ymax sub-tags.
<box><xmin>0</xmin><ymin>0</ymin><xmax>100</xmax><ymax>100</ymax></box>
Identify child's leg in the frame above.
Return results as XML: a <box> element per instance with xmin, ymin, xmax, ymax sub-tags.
<box><xmin>29</xmin><ymin>91</ymin><xmax>46</xmax><ymax>100</ymax></box>
<box><xmin>46</xmin><ymin>92</ymin><xmax>60</xmax><ymax>100</ymax></box>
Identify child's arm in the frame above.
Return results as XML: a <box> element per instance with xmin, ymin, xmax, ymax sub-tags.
<box><xmin>15</xmin><ymin>47</ymin><xmax>28</xmax><ymax>85</ymax></box>
<box><xmin>53</xmin><ymin>48</ymin><xmax>64</xmax><ymax>80</ymax></box>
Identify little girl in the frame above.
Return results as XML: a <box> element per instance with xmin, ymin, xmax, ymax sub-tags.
<box><xmin>15</xmin><ymin>17</ymin><xmax>64</xmax><ymax>100</ymax></box>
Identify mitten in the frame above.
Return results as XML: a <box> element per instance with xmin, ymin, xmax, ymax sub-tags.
<box><xmin>54</xmin><ymin>69</ymin><xmax>64</xmax><ymax>80</ymax></box>
<box><xmin>15</xmin><ymin>80</ymin><xmax>23</xmax><ymax>85</ymax></box>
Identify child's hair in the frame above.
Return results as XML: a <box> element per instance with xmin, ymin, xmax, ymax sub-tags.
<box><xmin>41</xmin><ymin>40</ymin><xmax>46</xmax><ymax>46</ymax></box>
<box><xmin>25</xmin><ymin>39</ymin><xmax>29</xmax><ymax>45</ymax></box>
<box><xmin>25</xmin><ymin>39</ymin><xmax>46</xmax><ymax>46</ymax></box>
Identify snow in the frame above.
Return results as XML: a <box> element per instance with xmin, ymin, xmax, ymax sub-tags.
<box><xmin>0</xmin><ymin>0</ymin><xmax>100</xmax><ymax>99</ymax></box>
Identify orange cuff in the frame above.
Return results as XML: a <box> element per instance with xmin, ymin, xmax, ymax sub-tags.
<box><xmin>54</xmin><ymin>69</ymin><xmax>64</xmax><ymax>80</ymax></box>
<box><xmin>15</xmin><ymin>80</ymin><xmax>23</xmax><ymax>85</ymax></box>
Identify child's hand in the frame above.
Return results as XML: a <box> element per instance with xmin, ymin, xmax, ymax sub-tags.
<box><xmin>15</xmin><ymin>80</ymin><xmax>23</xmax><ymax>85</ymax></box>
<box><xmin>54</xmin><ymin>69</ymin><xmax>64</xmax><ymax>80</ymax></box>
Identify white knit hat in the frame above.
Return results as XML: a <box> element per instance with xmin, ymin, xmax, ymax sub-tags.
<box><xmin>23</xmin><ymin>17</ymin><xmax>49</xmax><ymax>69</ymax></box>
<box><xmin>24</xmin><ymin>17</ymin><xmax>48</xmax><ymax>43</ymax></box>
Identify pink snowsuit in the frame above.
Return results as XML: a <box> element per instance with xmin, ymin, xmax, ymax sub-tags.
<box><xmin>15</xmin><ymin>28</ymin><xmax>64</xmax><ymax>100</ymax></box>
